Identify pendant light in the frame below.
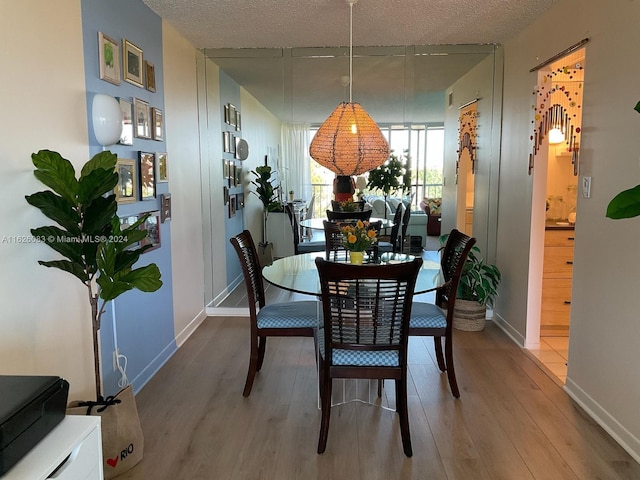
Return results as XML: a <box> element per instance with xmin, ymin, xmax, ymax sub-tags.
<box><xmin>309</xmin><ymin>0</ymin><xmax>389</xmax><ymax>176</ymax></box>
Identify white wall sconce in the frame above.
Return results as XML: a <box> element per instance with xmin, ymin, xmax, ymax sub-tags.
<box><xmin>92</xmin><ymin>93</ymin><xmax>122</xmax><ymax>147</ymax></box>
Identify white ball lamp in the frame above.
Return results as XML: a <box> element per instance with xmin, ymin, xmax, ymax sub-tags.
<box><xmin>92</xmin><ymin>93</ymin><xmax>122</xmax><ymax>147</ymax></box>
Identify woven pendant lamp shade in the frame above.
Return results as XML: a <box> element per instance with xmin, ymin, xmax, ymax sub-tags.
<box><xmin>309</xmin><ymin>102</ymin><xmax>389</xmax><ymax>176</ymax></box>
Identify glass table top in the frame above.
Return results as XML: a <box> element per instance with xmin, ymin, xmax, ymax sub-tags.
<box><xmin>262</xmin><ymin>251</ymin><xmax>443</xmax><ymax>296</ymax></box>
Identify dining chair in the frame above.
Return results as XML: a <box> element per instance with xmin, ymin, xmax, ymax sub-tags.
<box><xmin>285</xmin><ymin>203</ymin><xmax>325</xmax><ymax>255</ymax></box>
<box><xmin>326</xmin><ymin>209</ymin><xmax>372</xmax><ymax>222</ymax></box>
<box><xmin>408</xmin><ymin>228</ymin><xmax>476</xmax><ymax>398</ymax></box>
<box><xmin>229</xmin><ymin>230</ymin><xmax>318</xmax><ymax>396</ymax></box>
<box><xmin>376</xmin><ymin>204</ymin><xmax>403</xmax><ymax>253</ymax></box>
<box><xmin>398</xmin><ymin>203</ymin><xmax>412</xmax><ymax>253</ymax></box>
<box><xmin>301</xmin><ymin>194</ymin><xmax>316</xmax><ymax>240</ymax></box>
<box><xmin>330</xmin><ymin>199</ymin><xmax>366</xmax><ymax>211</ymax></box>
<box><xmin>314</xmin><ymin>256</ymin><xmax>423</xmax><ymax>456</ymax></box>
<box><xmin>322</xmin><ymin>220</ymin><xmax>348</xmax><ymax>261</ymax></box>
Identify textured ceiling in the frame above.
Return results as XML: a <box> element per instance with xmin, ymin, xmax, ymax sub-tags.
<box><xmin>142</xmin><ymin>0</ymin><xmax>557</xmax><ymax>49</ymax></box>
<box><xmin>141</xmin><ymin>0</ymin><xmax>558</xmax><ymax>123</ymax></box>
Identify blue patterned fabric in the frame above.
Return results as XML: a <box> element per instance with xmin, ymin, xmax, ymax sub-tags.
<box><xmin>409</xmin><ymin>302</ymin><xmax>447</xmax><ymax>329</ymax></box>
<box><xmin>257</xmin><ymin>301</ymin><xmax>318</xmax><ymax>329</ymax></box>
<box><xmin>317</xmin><ymin>329</ymin><xmax>399</xmax><ymax>367</ymax></box>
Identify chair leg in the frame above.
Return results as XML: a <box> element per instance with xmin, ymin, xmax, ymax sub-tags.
<box><xmin>257</xmin><ymin>336</ymin><xmax>267</xmax><ymax>371</ymax></box>
<box><xmin>433</xmin><ymin>336</ymin><xmax>446</xmax><ymax>372</ymax></box>
<box><xmin>396</xmin><ymin>377</ymin><xmax>413</xmax><ymax>457</ymax></box>
<box><xmin>377</xmin><ymin>379</ymin><xmax>383</xmax><ymax>397</ymax></box>
<box><xmin>243</xmin><ymin>351</ymin><xmax>258</xmax><ymax>397</ymax></box>
<box><xmin>444</xmin><ymin>334</ymin><xmax>460</xmax><ymax>398</ymax></box>
<box><xmin>317</xmin><ymin>372</ymin><xmax>332</xmax><ymax>454</ymax></box>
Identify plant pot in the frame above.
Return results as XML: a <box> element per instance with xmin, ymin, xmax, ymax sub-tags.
<box><xmin>349</xmin><ymin>251</ymin><xmax>364</xmax><ymax>265</ymax></box>
<box><xmin>257</xmin><ymin>242</ymin><xmax>273</xmax><ymax>267</ymax></box>
<box><xmin>453</xmin><ymin>299</ymin><xmax>486</xmax><ymax>331</ymax></box>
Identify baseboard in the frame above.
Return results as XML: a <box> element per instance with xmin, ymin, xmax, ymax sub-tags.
<box><xmin>206</xmin><ymin>306</ymin><xmax>249</xmax><ymax>317</ymax></box>
<box><xmin>174</xmin><ymin>309</ymin><xmax>208</xmax><ymax>348</ymax></box>
<box><xmin>130</xmin><ymin>339</ymin><xmax>177</xmax><ymax>395</ymax></box>
<box><xmin>491</xmin><ymin>312</ymin><xmax>526</xmax><ymax>347</ymax></box>
<box><xmin>564</xmin><ymin>378</ymin><xmax>640</xmax><ymax>464</ymax></box>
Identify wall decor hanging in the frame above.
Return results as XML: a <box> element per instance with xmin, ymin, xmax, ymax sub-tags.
<box><xmin>457</xmin><ymin>100</ymin><xmax>478</xmax><ymax>176</ymax></box>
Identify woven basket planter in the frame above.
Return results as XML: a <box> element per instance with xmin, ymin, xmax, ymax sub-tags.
<box><xmin>453</xmin><ymin>299</ymin><xmax>487</xmax><ymax>331</ymax></box>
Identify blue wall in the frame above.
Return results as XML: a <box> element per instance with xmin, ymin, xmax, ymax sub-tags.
<box><xmin>81</xmin><ymin>0</ymin><xmax>176</xmax><ymax>396</ymax></box>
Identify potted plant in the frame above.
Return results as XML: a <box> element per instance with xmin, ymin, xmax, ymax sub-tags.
<box><xmin>366</xmin><ymin>150</ymin><xmax>411</xmax><ymax>218</ymax></box>
<box><xmin>439</xmin><ymin>234</ymin><xmax>501</xmax><ymax>331</ymax></box>
<box><xmin>25</xmin><ymin>150</ymin><xmax>163</xmax><ymax>399</ymax></box>
<box><xmin>250</xmin><ymin>165</ymin><xmax>281</xmax><ymax>264</ymax></box>
<box><xmin>606</xmin><ymin>101</ymin><xmax>640</xmax><ymax>220</ymax></box>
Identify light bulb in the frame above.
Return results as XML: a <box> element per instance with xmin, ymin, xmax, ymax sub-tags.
<box><xmin>548</xmin><ymin>127</ymin><xmax>565</xmax><ymax>144</ymax></box>
<box><xmin>351</xmin><ymin>123</ymin><xmax>357</xmax><ymax>134</ymax></box>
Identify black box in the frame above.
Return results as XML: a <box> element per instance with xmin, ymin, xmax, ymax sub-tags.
<box><xmin>0</xmin><ymin>375</ymin><xmax>69</xmax><ymax>475</ymax></box>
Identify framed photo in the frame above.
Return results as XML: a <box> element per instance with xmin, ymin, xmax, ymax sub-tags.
<box><xmin>160</xmin><ymin>194</ymin><xmax>171</xmax><ymax>223</ymax></box>
<box><xmin>228</xmin><ymin>104</ymin><xmax>236</xmax><ymax>127</ymax></box>
<box><xmin>237</xmin><ymin>193</ymin><xmax>244</xmax><ymax>209</ymax></box>
<box><xmin>223</xmin><ymin>131</ymin><xmax>230</xmax><ymax>153</ymax></box>
<box><xmin>123</xmin><ymin>39</ymin><xmax>144</xmax><ymax>87</ymax></box>
<box><xmin>140</xmin><ymin>211</ymin><xmax>161</xmax><ymax>252</ymax></box>
<box><xmin>227</xmin><ymin>161</ymin><xmax>234</xmax><ymax>187</ymax></box>
<box><xmin>156</xmin><ymin>152</ymin><xmax>168</xmax><ymax>182</ymax></box>
<box><xmin>235</xmin><ymin>112</ymin><xmax>241</xmax><ymax>131</ymax></box>
<box><xmin>229</xmin><ymin>134</ymin><xmax>236</xmax><ymax>154</ymax></box>
<box><xmin>235</xmin><ymin>165</ymin><xmax>242</xmax><ymax>186</ymax></box>
<box><xmin>133</xmin><ymin>98</ymin><xmax>151</xmax><ymax>139</ymax></box>
<box><xmin>223</xmin><ymin>185</ymin><xmax>229</xmax><ymax>205</ymax></box>
<box><xmin>138</xmin><ymin>151</ymin><xmax>156</xmax><ymax>200</ymax></box>
<box><xmin>229</xmin><ymin>194</ymin><xmax>236</xmax><ymax>218</ymax></box>
<box><xmin>98</xmin><ymin>32</ymin><xmax>120</xmax><ymax>85</ymax></box>
<box><xmin>152</xmin><ymin>107</ymin><xmax>163</xmax><ymax>141</ymax></box>
<box><xmin>118</xmin><ymin>98</ymin><xmax>133</xmax><ymax>146</ymax></box>
<box><xmin>115</xmin><ymin>158</ymin><xmax>137</xmax><ymax>204</ymax></box>
<box><xmin>224</xmin><ymin>104</ymin><xmax>231</xmax><ymax>125</ymax></box>
<box><xmin>119</xmin><ymin>215</ymin><xmax>140</xmax><ymax>249</ymax></box>
<box><xmin>145</xmin><ymin>61</ymin><xmax>156</xmax><ymax>92</ymax></box>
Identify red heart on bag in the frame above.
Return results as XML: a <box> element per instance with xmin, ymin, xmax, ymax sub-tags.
<box><xmin>107</xmin><ymin>457</ymin><xmax>119</xmax><ymax>468</ymax></box>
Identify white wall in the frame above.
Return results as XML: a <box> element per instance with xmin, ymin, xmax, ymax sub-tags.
<box><xmin>496</xmin><ymin>0</ymin><xmax>640</xmax><ymax>460</ymax></box>
<box><xmin>162</xmin><ymin>22</ymin><xmax>207</xmax><ymax>345</ymax></box>
<box><xmin>0</xmin><ymin>0</ymin><xmax>96</xmax><ymax>400</ymax></box>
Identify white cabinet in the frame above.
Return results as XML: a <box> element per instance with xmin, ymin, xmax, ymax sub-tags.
<box><xmin>3</xmin><ymin>416</ymin><xmax>102</xmax><ymax>480</ymax></box>
<box><xmin>266</xmin><ymin>212</ymin><xmax>294</xmax><ymax>258</ymax></box>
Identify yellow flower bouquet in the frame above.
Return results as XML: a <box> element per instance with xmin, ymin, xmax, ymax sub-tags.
<box><xmin>340</xmin><ymin>220</ymin><xmax>377</xmax><ymax>252</ymax></box>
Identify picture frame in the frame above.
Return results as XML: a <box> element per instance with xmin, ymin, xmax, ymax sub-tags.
<box><xmin>235</xmin><ymin>112</ymin><xmax>241</xmax><ymax>131</ymax></box>
<box><xmin>228</xmin><ymin>104</ymin><xmax>237</xmax><ymax>127</ymax></box>
<box><xmin>152</xmin><ymin>107</ymin><xmax>163</xmax><ymax>141</ymax></box>
<box><xmin>145</xmin><ymin>61</ymin><xmax>156</xmax><ymax>92</ymax></box>
<box><xmin>229</xmin><ymin>194</ymin><xmax>236</xmax><ymax>218</ymax></box>
<box><xmin>118</xmin><ymin>98</ymin><xmax>133</xmax><ymax>146</ymax></box>
<box><xmin>140</xmin><ymin>211</ymin><xmax>161</xmax><ymax>252</ymax></box>
<box><xmin>223</xmin><ymin>185</ymin><xmax>229</xmax><ymax>205</ymax></box>
<box><xmin>224</xmin><ymin>104</ymin><xmax>231</xmax><ymax>125</ymax></box>
<box><xmin>160</xmin><ymin>194</ymin><xmax>172</xmax><ymax>223</ymax></box>
<box><xmin>229</xmin><ymin>134</ymin><xmax>236</xmax><ymax>155</ymax></box>
<box><xmin>235</xmin><ymin>165</ymin><xmax>242</xmax><ymax>186</ymax></box>
<box><xmin>119</xmin><ymin>215</ymin><xmax>140</xmax><ymax>249</ymax></box>
<box><xmin>227</xmin><ymin>161</ymin><xmax>234</xmax><ymax>187</ymax></box>
<box><xmin>223</xmin><ymin>131</ymin><xmax>230</xmax><ymax>153</ymax></box>
<box><xmin>133</xmin><ymin>98</ymin><xmax>151</xmax><ymax>139</ymax></box>
<box><xmin>123</xmin><ymin>39</ymin><xmax>144</xmax><ymax>87</ymax></box>
<box><xmin>138</xmin><ymin>151</ymin><xmax>156</xmax><ymax>200</ymax></box>
<box><xmin>115</xmin><ymin>158</ymin><xmax>137</xmax><ymax>204</ymax></box>
<box><xmin>156</xmin><ymin>152</ymin><xmax>168</xmax><ymax>182</ymax></box>
<box><xmin>98</xmin><ymin>32</ymin><xmax>120</xmax><ymax>85</ymax></box>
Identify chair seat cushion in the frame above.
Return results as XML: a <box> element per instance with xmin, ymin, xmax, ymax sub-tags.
<box><xmin>297</xmin><ymin>241</ymin><xmax>325</xmax><ymax>253</ymax></box>
<box><xmin>317</xmin><ymin>328</ymin><xmax>399</xmax><ymax>367</ymax></box>
<box><xmin>410</xmin><ymin>302</ymin><xmax>447</xmax><ymax>329</ymax></box>
<box><xmin>257</xmin><ymin>301</ymin><xmax>318</xmax><ymax>329</ymax></box>
<box><xmin>376</xmin><ymin>241</ymin><xmax>394</xmax><ymax>253</ymax></box>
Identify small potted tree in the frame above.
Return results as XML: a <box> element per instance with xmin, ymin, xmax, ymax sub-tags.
<box><xmin>250</xmin><ymin>165</ymin><xmax>281</xmax><ymax>265</ymax></box>
<box><xmin>366</xmin><ymin>150</ymin><xmax>411</xmax><ymax>218</ymax></box>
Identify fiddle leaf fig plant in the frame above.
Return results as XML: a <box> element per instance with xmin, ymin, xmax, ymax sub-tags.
<box><xmin>26</xmin><ymin>149</ymin><xmax>162</xmax><ymax>399</ymax></box>
<box><xmin>606</xmin><ymin>101</ymin><xmax>640</xmax><ymax>219</ymax></box>
<box><xmin>250</xmin><ymin>165</ymin><xmax>281</xmax><ymax>245</ymax></box>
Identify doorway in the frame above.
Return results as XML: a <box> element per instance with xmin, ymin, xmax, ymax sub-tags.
<box><xmin>526</xmin><ymin>47</ymin><xmax>586</xmax><ymax>383</ymax></box>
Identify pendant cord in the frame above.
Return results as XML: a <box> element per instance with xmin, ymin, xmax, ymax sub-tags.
<box><xmin>349</xmin><ymin>1</ymin><xmax>353</xmax><ymax>103</ymax></box>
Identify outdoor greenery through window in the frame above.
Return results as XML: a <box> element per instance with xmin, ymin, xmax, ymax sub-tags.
<box><xmin>309</xmin><ymin>124</ymin><xmax>444</xmax><ymax>216</ymax></box>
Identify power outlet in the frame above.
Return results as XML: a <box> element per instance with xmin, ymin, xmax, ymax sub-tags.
<box><xmin>112</xmin><ymin>348</ymin><xmax>120</xmax><ymax>371</ymax></box>
<box><xmin>582</xmin><ymin>176</ymin><xmax>592</xmax><ymax>198</ymax></box>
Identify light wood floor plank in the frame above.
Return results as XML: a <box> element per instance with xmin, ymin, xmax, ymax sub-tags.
<box><xmin>120</xmin><ymin>317</ymin><xmax>639</xmax><ymax>480</ymax></box>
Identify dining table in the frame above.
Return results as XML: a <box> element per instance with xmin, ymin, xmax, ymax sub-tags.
<box><xmin>262</xmin><ymin>251</ymin><xmax>443</xmax><ymax>297</ymax></box>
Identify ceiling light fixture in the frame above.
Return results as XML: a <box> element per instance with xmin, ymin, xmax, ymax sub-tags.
<box><xmin>309</xmin><ymin>0</ymin><xmax>389</xmax><ymax>176</ymax></box>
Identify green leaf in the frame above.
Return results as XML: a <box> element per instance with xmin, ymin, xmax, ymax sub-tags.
<box><xmin>606</xmin><ymin>185</ymin><xmax>640</xmax><ymax>219</ymax></box>
<box><xmin>80</xmin><ymin>151</ymin><xmax>117</xmax><ymax>178</ymax></box>
<box><xmin>31</xmin><ymin>226</ymin><xmax>85</xmax><ymax>264</ymax></box>
<box><xmin>37</xmin><ymin>259</ymin><xmax>89</xmax><ymax>283</ymax></box>
<box><xmin>25</xmin><ymin>191</ymin><xmax>81</xmax><ymax>235</ymax></box>
<box><xmin>31</xmin><ymin>150</ymin><xmax>78</xmax><ymax>204</ymax></box>
<box><xmin>97</xmin><ymin>276</ymin><xmax>135</xmax><ymax>301</ymax></box>
<box><xmin>119</xmin><ymin>264</ymin><xmax>163</xmax><ymax>292</ymax></box>
<box><xmin>634</xmin><ymin>101</ymin><xmax>640</xmax><ymax>114</ymax></box>
<box><xmin>78</xmin><ymin>168</ymin><xmax>118</xmax><ymax>205</ymax></box>
<box><xmin>83</xmin><ymin>195</ymin><xmax>117</xmax><ymax>234</ymax></box>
